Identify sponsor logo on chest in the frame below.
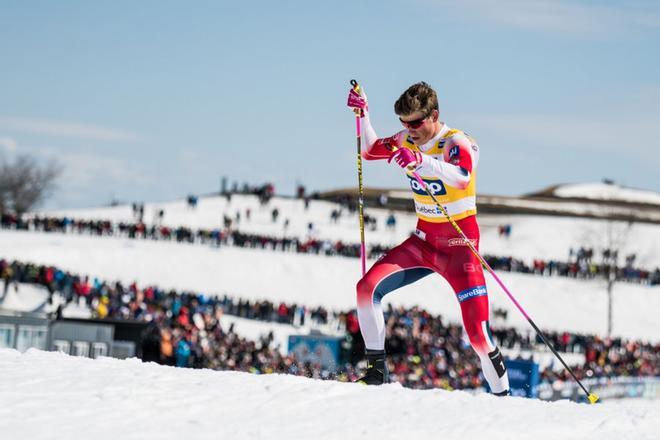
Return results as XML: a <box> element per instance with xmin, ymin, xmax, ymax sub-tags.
<box><xmin>408</xmin><ymin>175</ymin><xmax>447</xmax><ymax>196</ymax></box>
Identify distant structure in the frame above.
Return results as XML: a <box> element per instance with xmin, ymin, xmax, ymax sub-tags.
<box><xmin>0</xmin><ymin>310</ymin><xmax>147</xmax><ymax>359</ymax></box>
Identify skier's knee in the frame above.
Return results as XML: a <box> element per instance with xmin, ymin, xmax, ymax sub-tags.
<box><xmin>356</xmin><ymin>276</ymin><xmax>376</xmax><ymax>301</ymax></box>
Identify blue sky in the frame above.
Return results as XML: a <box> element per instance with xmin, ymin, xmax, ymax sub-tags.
<box><xmin>1</xmin><ymin>0</ymin><xmax>659</xmax><ymax>208</ymax></box>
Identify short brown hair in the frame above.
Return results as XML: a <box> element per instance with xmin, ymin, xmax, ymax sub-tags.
<box><xmin>394</xmin><ymin>82</ymin><xmax>438</xmax><ymax>116</ymax></box>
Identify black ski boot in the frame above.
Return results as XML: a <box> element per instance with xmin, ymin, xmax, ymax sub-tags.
<box><xmin>493</xmin><ymin>389</ymin><xmax>511</xmax><ymax>397</ymax></box>
<box><xmin>356</xmin><ymin>349</ymin><xmax>389</xmax><ymax>385</ymax></box>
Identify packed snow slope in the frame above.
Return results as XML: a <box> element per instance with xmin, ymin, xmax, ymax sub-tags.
<box><xmin>0</xmin><ymin>349</ymin><xmax>657</xmax><ymax>440</ymax></box>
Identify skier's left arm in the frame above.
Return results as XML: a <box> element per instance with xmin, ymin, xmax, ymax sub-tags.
<box><xmin>415</xmin><ymin>134</ymin><xmax>475</xmax><ymax>189</ymax></box>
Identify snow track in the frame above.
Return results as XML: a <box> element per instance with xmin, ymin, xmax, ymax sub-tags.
<box><xmin>0</xmin><ymin>349</ymin><xmax>657</xmax><ymax>440</ymax></box>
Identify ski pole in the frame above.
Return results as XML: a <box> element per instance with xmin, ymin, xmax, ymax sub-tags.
<box><xmin>350</xmin><ymin>79</ymin><xmax>367</xmax><ymax>276</ymax></box>
<box><xmin>406</xmin><ymin>167</ymin><xmax>599</xmax><ymax>404</ymax></box>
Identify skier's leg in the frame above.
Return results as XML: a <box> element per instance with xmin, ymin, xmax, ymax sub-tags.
<box><xmin>456</xmin><ymin>285</ymin><xmax>510</xmax><ymax>394</ymax></box>
<box><xmin>356</xmin><ymin>236</ymin><xmax>432</xmax><ymax>384</ymax></box>
<box><xmin>356</xmin><ymin>235</ymin><xmax>432</xmax><ymax>351</ymax></box>
<box><xmin>445</xmin><ymin>248</ymin><xmax>510</xmax><ymax>394</ymax></box>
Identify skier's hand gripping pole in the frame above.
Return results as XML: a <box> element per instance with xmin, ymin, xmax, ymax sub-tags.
<box><xmin>349</xmin><ymin>79</ymin><xmax>367</xmax><ymax>276</ymax></box>
<box><xmin>394</xmin><ymin>147</ymin><xmax>599</xmax><ymax>404</ymax></box>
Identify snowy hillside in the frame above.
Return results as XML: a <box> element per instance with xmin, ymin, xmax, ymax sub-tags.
<box><xmin>552</xmin><ymin>182</ymin><xmax>660</xmax><ymax>206</ymax></box>
<box><xmin>38</xmin><ymin>193</ymin><xmax>660</xmax><ymax>267</ymax></box>
<box><xmin>3</xmin><ymin>193</ymin><xmax>660</xmax><ymax>343</ymax></box>
<box><xmin>0</xmin><ymin>349</ymin><xmax>657</xmax><ymax>440</ymax></box>
<box><xmin>2</xmin><ymin>229</ymin><xmax>659</xmax><ymax>341</ymax></box>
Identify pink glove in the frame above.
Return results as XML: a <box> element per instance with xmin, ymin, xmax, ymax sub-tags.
<box><xmin>347</xmin><ymin>88</ymin><xmax>367</xmax><ymax>116</ymax></box>
<box><xmin>388</xmin><ymin>148</ymin><xmax>423</xmax><ymax>170</ymax></box>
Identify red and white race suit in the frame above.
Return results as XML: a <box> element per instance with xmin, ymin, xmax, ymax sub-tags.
<box><xmin>357</xmin><ymin>113</ymin><xmax>509</xmax><ymax>393</ymax></box>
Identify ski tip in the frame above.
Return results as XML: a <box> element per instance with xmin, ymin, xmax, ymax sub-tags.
<box><xmin>587</xmin><ymin>393</ymin><xmax>600</xmax><ymax>404</ymax></box>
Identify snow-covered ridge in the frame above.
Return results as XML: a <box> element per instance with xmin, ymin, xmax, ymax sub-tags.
<box><xmin>0</xmin><ymin>349</ymin><xmax>657</xmax><ymax>440</ymax></box>
<box><xmin>550</xmin><ymin>182</ymin><xmax>660</xmax><ymax>206</ymax></box>
<box><xmin>478</xmin><ymin>194</ymin><xmax>660</xmax><ymax>223</ymax></box>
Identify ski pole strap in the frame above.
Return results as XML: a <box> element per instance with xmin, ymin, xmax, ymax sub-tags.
<box><xmin>348</xmin><ymin>80</ymin><xmax>364</xmax><ymax>117</ymax></box>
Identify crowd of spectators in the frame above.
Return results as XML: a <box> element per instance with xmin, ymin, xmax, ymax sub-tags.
<box><xmin>2</xmin><ymin>259</ymin><xmax>658</xmax><ymax>391</ymax></box>
<box><xmin>3</xmin><ymin>212</ymin><xmax>659</xmax><ymax>286</ymax></box>
<box><xmin>0</xmin><ymin>213</ymin><xmax>393</xmax><ymax>259</ymax></box>
<box><xmin>0</xmin><ymin>258</ymin><xmax>347</xmax><ymax>381</ymax></box>
<box><xmin>220</xmin><ymin>183</ymin><xmax>278</xmax><ymax>205</ymax></box>
<box><xmin>482</xmin><ymin>253</ymin><xmax>660</xmax><ymax>285</ymax></box>
<box><xmin>540</xmin><ymin>337</ymin><xmax>658</xmax><ymax>383</ymax></box>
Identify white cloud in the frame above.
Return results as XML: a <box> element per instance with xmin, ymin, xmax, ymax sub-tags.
<box><xmin>32</xmin><ymin>147</ymin><xmax>156</xmax><ymax>189</ymax></box>
<box><xmin>6</xmin><ymin>143</ymin><xmax>160</xmax><ymax>208</ymax></box>
<box><xmin>423</xmin><ymin>0</ymin><xmax>660</xmax><ymax>35</ymax></box>
<box><xmin>0</xmin><ymin>116</ymin><xmax>140</xmax><ymax>142</ymax></box>
<box><xmin>0</xmin><ymin>136</ymin><xmax>18</xmax><ymax>153</ymax></box>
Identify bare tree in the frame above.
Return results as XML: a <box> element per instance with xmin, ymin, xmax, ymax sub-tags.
<box><xmin>0</xmin><ymin>154</ymin><xmax>61</xmax><ymax>216</ymax></box>
<box><xmin>602</xmin><ymin>220</ymin><xmax>633</xmax><ymax>337</ymax></box>
<box><xmin>581</xmin><ymin>216</ymin><xmax>634</xmax><ymax>337</ymax></box>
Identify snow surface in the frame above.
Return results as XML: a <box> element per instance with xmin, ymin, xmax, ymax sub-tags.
<box><xmin>2</xmin><ymin>229</ymin><xmax>659</xmax><ymax>342</ymax></box>
<box><xmin>0</xmin><ymin>283</ymin><xmax>53</xmax><ymax>314</ymax></box>
<box><xmin>0</xmin><ymin>349</ymin><xmax>657</xmax><ymax>440</ymax></box>
<box><xmin>553</xmin><ymin>182</ymin><xmax>660</xmax><ymax>206</ymax></box>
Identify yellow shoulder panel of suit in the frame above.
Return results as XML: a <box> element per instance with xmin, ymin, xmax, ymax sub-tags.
<box><xmin>402</xmin><ymin>135</ymin><xmax>447</xmax><ymax>156</ymax></box>
<box><xmin>444</xmin><ymin>128</ymin><xmax>463</xmax><ymax>138</ymax></box>
<box><xmin>401</xmin><ymin>136</ymin><xmax>416</xmax><ymax>150</ymax></box>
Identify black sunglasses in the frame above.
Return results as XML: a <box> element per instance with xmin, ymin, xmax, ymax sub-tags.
<box><xmin>399</xmin><ymin>111</ymin><xmax>434</xmax><ymax>129</ymax></box>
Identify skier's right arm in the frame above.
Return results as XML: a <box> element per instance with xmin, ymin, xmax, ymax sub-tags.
<box><xmin>361</xmin><ymin>112</ymin><xmax>405</xmax><ymax>161</ymax></box>
<box><xmin>348</xmin><ymin>87</ymin><xmax>403</xmax><ymax>160</ymax></box>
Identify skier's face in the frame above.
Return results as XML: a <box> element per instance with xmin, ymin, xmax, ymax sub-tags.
<box><xmin>399</xmin><ymin>109</ymin><xmax>439</xmax><ymax>145</ymax></box>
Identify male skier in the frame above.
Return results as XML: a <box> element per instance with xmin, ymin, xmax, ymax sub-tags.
<box><xmin>347</xmin><ymin>82</ymin><xmax>510</xmax><ymax>395</ymax></box>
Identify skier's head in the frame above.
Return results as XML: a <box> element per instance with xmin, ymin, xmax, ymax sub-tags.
<box><xmin>395</xmin><ymin>82</ymin><xmax>441</xmax><ymax>145</ymax></box>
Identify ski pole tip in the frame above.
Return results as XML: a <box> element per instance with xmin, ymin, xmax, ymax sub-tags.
<box><xmin>587</xmin><ymin>393</ymin><xmax>600</xmax><ymax>404</ymax></box>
